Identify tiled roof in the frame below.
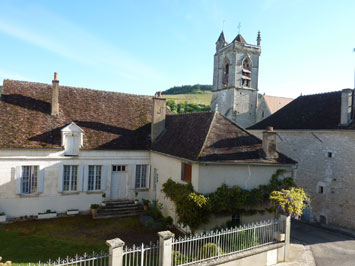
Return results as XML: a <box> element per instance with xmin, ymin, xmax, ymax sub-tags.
<box><xmin>0</xmin><ymin>80</ymin><xmax>154</xmax><ymax>149</ymax></box>
<box><xmin>249</xmin><ymin>90</ymin><xmax>353</xmax><ymax>130</ymax></box>
<box><xmin>152</xmin><ymin>112</ymin><xmax>295</xmax><ymax>164</ymax></box>
<box><xmin>263</xmin><ymin>95</ymin><xmax>293</xmax><ymax>114</ymax></box>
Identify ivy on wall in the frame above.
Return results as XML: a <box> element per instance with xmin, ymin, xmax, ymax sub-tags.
<box><xmin>161</xmin><ymin>169</ymin><xmax>296</xmax><ymax>232</ymax></box>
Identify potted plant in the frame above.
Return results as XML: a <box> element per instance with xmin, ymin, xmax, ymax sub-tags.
<box><xmin>0</xmin><ymin>212</ymin><xmax>6</xmax><ymax>222</ymax></box>
<box><xmin>90</xmin><ymin>204</ymin><xmax>99</xmax><ymax>216</ymax></box>
<box><xmin>38</xmin><ymin>209</ymin><xmax>57</xmax><ymax>219</ymax></box>
<box><xmin>102</xmin><ymin>193</ymin><xmax>106</xmax><ymax>207</ymax></box>
<box><xmin>142</xmin><ymin>199</ymin><xmax>150</xmax><ymax>211</ymax></box>
<box><xmin>66</xmin><ymin>209</ymin><xmax>79</xmax><ymax>215</ymax></box>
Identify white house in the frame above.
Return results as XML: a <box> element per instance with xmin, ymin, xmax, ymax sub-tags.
<box><xmin>0</xmin><ymin>75</ymin><xmax>296</xmax><ymax>229</ymax></box>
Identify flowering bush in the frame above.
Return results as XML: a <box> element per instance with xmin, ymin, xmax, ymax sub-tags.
<box><xmin>270</xmin><ymin>188</ymin><xmax>310</xmax><ymax>219</ymax></box>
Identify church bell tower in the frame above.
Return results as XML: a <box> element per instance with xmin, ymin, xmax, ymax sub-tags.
<box><xmin>211</xmin><ymin>31</ymin><xmax>261</xmax><ymax>128</ymax></box>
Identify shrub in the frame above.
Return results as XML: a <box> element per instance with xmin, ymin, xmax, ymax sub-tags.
<box><xmin>199</xmin><ymin>243</ymin><xmax>223</xmax><ymax>259</ymax></box>
<box><xmin>172</xmin><ymin>251</ymin><xmax>189</xmax><ymax>264</ymax></box>
<box><xmin>90</xmin><ymin>204</ymin><xmax>99</xmax><ymax>209</ymax></box>
<box><xmin>229</xmin><ymin>231</ymin><xmax>259</xmax><ymax>251</ymax></box>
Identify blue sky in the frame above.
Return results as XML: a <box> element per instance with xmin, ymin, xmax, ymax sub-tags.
<box><xmin>0</xmin><ymin>0</ymin><xmax>354</xmax><ymax>98</ymax></box>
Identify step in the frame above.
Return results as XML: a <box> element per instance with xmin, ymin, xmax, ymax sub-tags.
<box><xmin>97</xmin><ymin>206</ymin><xmax>141</xmax><ymax>213</ymax></box>
<box><xmin>104</xmin><ymin>200</ymin><xmax>136</xmax><ymax>205</ymax></box>
<box><xmin>103</xmin><ymin>203</ymin><xmax>139</xmax><ymax>209</ymax></box>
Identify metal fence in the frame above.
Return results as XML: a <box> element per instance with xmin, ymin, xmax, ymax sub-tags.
<box><xmin>171</xmin><ymin>219</ymin><xmax>285</xmax><ymax>266</ymax></box>
<box><xmin>122</xmin><ymin>241</ymin><xmax>160</xmax><ymax>266</ymax></box>
<box><xmin>28</xmin><ymin>251</ymin><xmax>109</xmax><ymax>266</ymax></box>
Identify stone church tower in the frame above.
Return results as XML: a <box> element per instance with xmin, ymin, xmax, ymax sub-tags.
<box><xmin>211</xmin><ymin>31</ymin><xmax>261</xmax><ymax>128</ymax></box>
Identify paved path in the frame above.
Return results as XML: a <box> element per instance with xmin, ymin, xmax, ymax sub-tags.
<box><xmin>290</xmin><ymin>221</ymin><xmax>355</xmax><ymax>266</ymax></box>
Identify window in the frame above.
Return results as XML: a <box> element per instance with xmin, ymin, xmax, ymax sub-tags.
<box><xmin>327</xmin><ymin>152</ymin><xmax>333</xmax><ymax>158</ymax></box>
<box><xmin>242</xmin><ymin>58</ymin><xmax>251</xmax><ymax>87</ymax></box>
<box><xmin>63</xmin><ymin>165</ymin><xmax>78</xmax><ymax>192</ymax></box>
<box><xmin>181</xmin><ymin>163</ymin><xmax>192</xmax><ymax>182</ymax></box>
<box><xmin>22</xmin><ymin>166</ymin><xmax>38</xmax><ymax>194</ymax></box>
<box><xmin>135</xmin><ymin>165</ymin><xmax>148</xmax><ymax>189</ymax></box>
<box><xmin>112</xmin><ymin>165</ymin><xmax>126</xmax><ymax>172</ymax></box>
<box><xmin>318</xmin><ymin>185</ymin><xmax>324</xmax><ymax>194</ymax></box>
<box><xmin>222</xmin><ymin>63</ymin><xmax>229</xmax><ymax>86</ymax></box>
<box><xmin>88</xmin><ymin>165</ymin><xmax>102</xmax><ymax>191</ymax></box>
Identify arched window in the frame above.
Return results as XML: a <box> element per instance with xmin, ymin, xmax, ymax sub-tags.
<box><xmin>242</xmin><ymin>57</ymin><xmax>252</xmax><ymax>87</ymax></box>
<box><xmin>222</xmin><ymin>59</ymin><xmax>229</xmax><ymax>87</ymax></box>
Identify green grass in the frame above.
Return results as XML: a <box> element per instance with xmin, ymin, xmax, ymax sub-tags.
<box><xmin>0</xmin><ymin>215</ymin><xmax>164</xmax><ymax>265</ymax></box>
<box><xmin>164</xmin><ymin>92</ymin><xmax>212</xmax><ymax>106</ymax></box>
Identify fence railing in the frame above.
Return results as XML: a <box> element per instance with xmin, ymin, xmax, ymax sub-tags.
<box><xmin>28</xmin><ymin>251</ymin><xmax>109</xmax><ymax>266</ymax></box>
<box><xmin>171</xmin><ymin>219</ymin><xmax>285</xmax><ymax>266</ymax></box>
<box><xmin>122</xmin><ymin>241</ymin><xmax>160</xmax><ymax>266</ymax></box>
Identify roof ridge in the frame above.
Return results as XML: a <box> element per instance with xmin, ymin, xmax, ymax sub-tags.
<box><xmin>263</xmin><ymin>95</ymin><xmax>294</xmax><ymax>100</ymax></box>
<box><xmin>197</xmin><ymin>111</ymin><xmax>217</xmax><ymax>160</ymax></box>
<box><xmin>166</xmin><ymin>111</ymin><xmax>213</xmax><ymax>116</ymax></box>
<box><xmin>298</xmin><ymin>90</ymin><xmax>344</xmax><ymax>97</ymax></box>
<box><xmin>3</xmin><ymin>79</ymin><xmax>154</xmax><ymax>98</ymax></box>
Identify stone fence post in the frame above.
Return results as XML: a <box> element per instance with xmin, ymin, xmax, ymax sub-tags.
<box><xmin>158</xmin><ymin>230</ymin><xmax>175</xmax><ymax>266</ymax></box>
<box><xmin>106</xmin><ymin>238</ymin><xmax>125</xmax><ymax>266</ymax></box>
<box><xmin>284</xmin><ymin>215</ymin><xmax>291</xmax><ymax>260</ymax></box>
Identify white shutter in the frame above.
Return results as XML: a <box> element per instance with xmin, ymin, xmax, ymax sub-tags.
<box><xmin>83</xmin><ymin>165</ymin><xmax>89</xmax><ymax>191</ymax></box>
<box><xmin>78</xmin><ymin>165</ymin><xmax>84</xmax><ymax>192</ymax></box>
<box><xmin>58</xmin><ymin>165</ymin><xmax>64</xmax><ymax>192</ymax></box>
<box><xmin>131</xmin><ymin>165</ymin><xmax>137</xmax><ymax>189</ymax></box>
<box><xmin>101</xmin><ymin>165</ymin><xmax>108</xmax><ymax>191</ymax></box>
<box><xmin>38</xmin><ymin>166</ymin><xmax>45</xmax><ymax>193</ymax></box>
<box><xmin>146</xmin><ymin>165</ymin><xmax>151</xmax><ymax>189</ymax></box>
<box><xmin>15</xmin><ymin>166</ymin><xmax>22</xmax><ymax>194</ymax></box>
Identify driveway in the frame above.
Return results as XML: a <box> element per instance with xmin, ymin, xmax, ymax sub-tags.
<box><xmin>291</xmin><ymin>221</ymin><xmax>355</xmax><ymax>266</ymax></box>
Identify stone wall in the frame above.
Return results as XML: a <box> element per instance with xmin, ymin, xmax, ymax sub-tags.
<box><xmin>251</xmin><ymin>130</ymin><xmax>355</xmax><ymax>230</ymax></box>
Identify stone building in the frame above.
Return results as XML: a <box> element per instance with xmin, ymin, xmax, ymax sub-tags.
<box><xmin>256</xmin><ymin>95</ymin><xmax>293</xmax><ymax>123</ymax></box>
<box><xmin>249</xmin><ymin>89</ymin><xmax>355</xmax><ymax>230</ymax></box>
<box><xmin>0</xmin><ymin>74</ymin><xmax>296</xmax><ymax>231</ymax></box>
<box><xmin>211</xmin><ymin>31</ymin><xmax>261</xmax><ymax>128</ymax></box>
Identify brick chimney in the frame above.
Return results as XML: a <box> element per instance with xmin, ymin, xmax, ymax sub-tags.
<box><xmin>51</xmin><ymin>72</ymin><xmax>59</xmax><ymax>116</ymax></box>
<box><xmin>340</xmin><ymin>89</ymin><xmax>353</xmax><ymax>125</ymax></box>
<box><xmin>262</xmin><ymin>126</ymin><xmax>278</xmax><ymax>159</ymax></box>
<box><xmin>151</xmin><ymin>92</ymin><xmax>166</xmax><ymax>142</ymax></box>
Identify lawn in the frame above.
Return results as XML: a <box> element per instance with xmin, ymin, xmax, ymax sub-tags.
<box><xmin>0</xmin><ymin>215</ymin><xmax>175</xmax><ymax>265</ymax></box>
<box><xmin>164</xmin><ymin>92</ymin><xmax>212</xmax><ymax>106</ymax></box>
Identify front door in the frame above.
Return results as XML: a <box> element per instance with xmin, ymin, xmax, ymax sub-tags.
<box><xmin>110</xmin><ymin>171</ymin><xmax>126</xmax><ymax>200</ymax></box>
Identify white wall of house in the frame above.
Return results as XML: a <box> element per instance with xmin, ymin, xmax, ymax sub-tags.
<box><xmin>251</xmin><ymin>129</ymin><xmax>355</xmax><ymax>230</ymax></box>
<box><xmin>0</xmin><ymin>149</ymin><xmax>150</xmax><ymax>218</ymax></box>
<box><xmin>197</xmin><ymin>164</ymin><xmax>292</xmax><ymax>194</ymax></box>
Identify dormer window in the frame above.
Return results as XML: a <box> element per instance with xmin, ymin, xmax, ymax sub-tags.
<box><xmin>242</xmin><ymin>57</ymin><xmax>252</xmax><ymax>87</ymax></box>
<box><xmin>61</xmin><ymin>122</ymin><xmax>84</xmax><ymax>156</ymax></box>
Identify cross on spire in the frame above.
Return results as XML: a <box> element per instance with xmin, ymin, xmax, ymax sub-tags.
<box><xmin>237</xmin><ymin>22</ymin><xmax>241</xmax><ymax>34</ymax></box>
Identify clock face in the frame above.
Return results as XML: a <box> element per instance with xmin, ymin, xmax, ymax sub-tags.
<box><xmin>222</xmin><ymin>91</ymin><xmax>226</xmax><ymax>101</ymax></box>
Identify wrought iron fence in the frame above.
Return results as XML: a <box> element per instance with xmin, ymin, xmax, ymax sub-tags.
<box><xmin>28</xmin><ymin>251</ymin><xmax>109</xmax><ymax>266</ymax></box>
<box><xmin>171</xmin><ymin>219</ymin><xmax>285</xmax><ymax>266</ymax></box>
<box><xmin>122</xmin><ymin>241</ymin><xmax>160</xmax><ymax>266</ymax></box>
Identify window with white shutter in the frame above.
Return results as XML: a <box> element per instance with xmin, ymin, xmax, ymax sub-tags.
<box><xmin>21</xmin><ymin>165</ymin><xmax>39</xmax><ymax>194</ymax></box>
<box><xmin>135</xmin><ymin>165</ymin><xmax>149</xmax><ymax>189</ymax></box>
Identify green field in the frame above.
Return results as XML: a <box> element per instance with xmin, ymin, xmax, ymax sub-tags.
<box><xmin>163</xmin><ymin>91</ymin><xmax>212</xmax><ymax>106</ymax></box>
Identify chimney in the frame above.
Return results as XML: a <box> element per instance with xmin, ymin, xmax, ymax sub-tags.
<box><xmin>151</xmin><ymin>93</ymin><xmax>166</xmax><ymax>142</ymax></box>
<box><xmin>262</xmin><ymin>126</ymin><xmax>278</xmax><ymax>159</ymax></box>
<box><xmin>51</xmin><ymin>72</ymin><xmax>59</xmax><ymax>116</ymax></box>
<box><xmin>340</xmin><ymin>89</ymin><xmax>353</xmax><ymax>125</ymax></box>
<box><xmin>257</xmin><ymin>31</ymin><xmax>261</xmax><ymax>46</ymax></box>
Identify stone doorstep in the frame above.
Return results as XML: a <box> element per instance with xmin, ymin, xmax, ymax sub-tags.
<box><xmin>189</xmin><ymin>243</ymin><xmax>285</xmax><ymax>266</ymax></box>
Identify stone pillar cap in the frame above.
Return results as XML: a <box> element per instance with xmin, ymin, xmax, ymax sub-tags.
<box><xmin>158</xmin><ymin>231</ymin><xmax>175</xmax><ymax>240</ymax></box>
<box><xmin>106</xmin><ymin>238</ymin><xmax>125</xmax><ymax>248</ymax></box>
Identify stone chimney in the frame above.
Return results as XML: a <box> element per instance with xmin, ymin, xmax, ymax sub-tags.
<box><xmin>151</xmin><ymin>92</ymin><xmax>166</xmax><ymax>142</ymax></box>
<box><xmin>262</xmin><ymin>126</ymin><xmax>278</xmax><ymax>159</ymax></box>
<box><xmin>51</xmin><ymin>72</ymin><xmax>59</xmax><ymax>116</ymax></box>
<box><xmin>340</xmin><ymin>89</ymin><xmax>353</xmax><ymax>125</ymax></box>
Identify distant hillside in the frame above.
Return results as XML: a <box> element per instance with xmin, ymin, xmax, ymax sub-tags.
<box><xmin>0</xmin><ymin>86</ymin><xmax>2</xmax><ymax>94</ymax></box>
<box><xmin>162</xmin><ymin>84</ymin><xmax>212</xmax><ymax>95</ymax></box>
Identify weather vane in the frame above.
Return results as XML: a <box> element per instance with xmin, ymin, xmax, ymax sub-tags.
<box><xmin>237</xmin><ymin>22</ymin><xmax>241</xmax><ymax>34</ymax></box>
<box><xmin>222</xmin><ymin>19</ymin><xmax>226</xmax><ymax>30</ymax></box>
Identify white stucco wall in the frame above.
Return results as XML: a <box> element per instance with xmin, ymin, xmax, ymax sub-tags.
<box><xmin>0</xmin><ymin>149</ymin><xmax>150</xmax><ymax>217</ymax></box>
<box><xmin>250</xmin><ymin>129</ymin><xmax>355</xmax><ymax>230</ymax></box>
<box><xmin>197</xmin><ymin>164</ymin><xmax>292</xmax><ymax>194</ymax></box>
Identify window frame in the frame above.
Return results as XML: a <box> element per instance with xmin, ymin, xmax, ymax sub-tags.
<box><xmin>135</xmin><ymin>164</ymin><xmax>149</xmax><ymax>189</ymax></box>
<box><xmin>21</xmin><ymin>165</ymin><xmax>39</xmax><ymax>194</ymax></box>
<box><xmin>88</xmin><ymin>165</ymin><xmax>102</xmax><ymax>191</ymax></box>
<box><xmin>181</xmin><ymin>162</ymin><xmax>192</xmax><ymax>183</ymax></box>
<box><xmin>63</xmin><ymin>165</ymin><xmax>78</xmax><ymax>192</ymax></box>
